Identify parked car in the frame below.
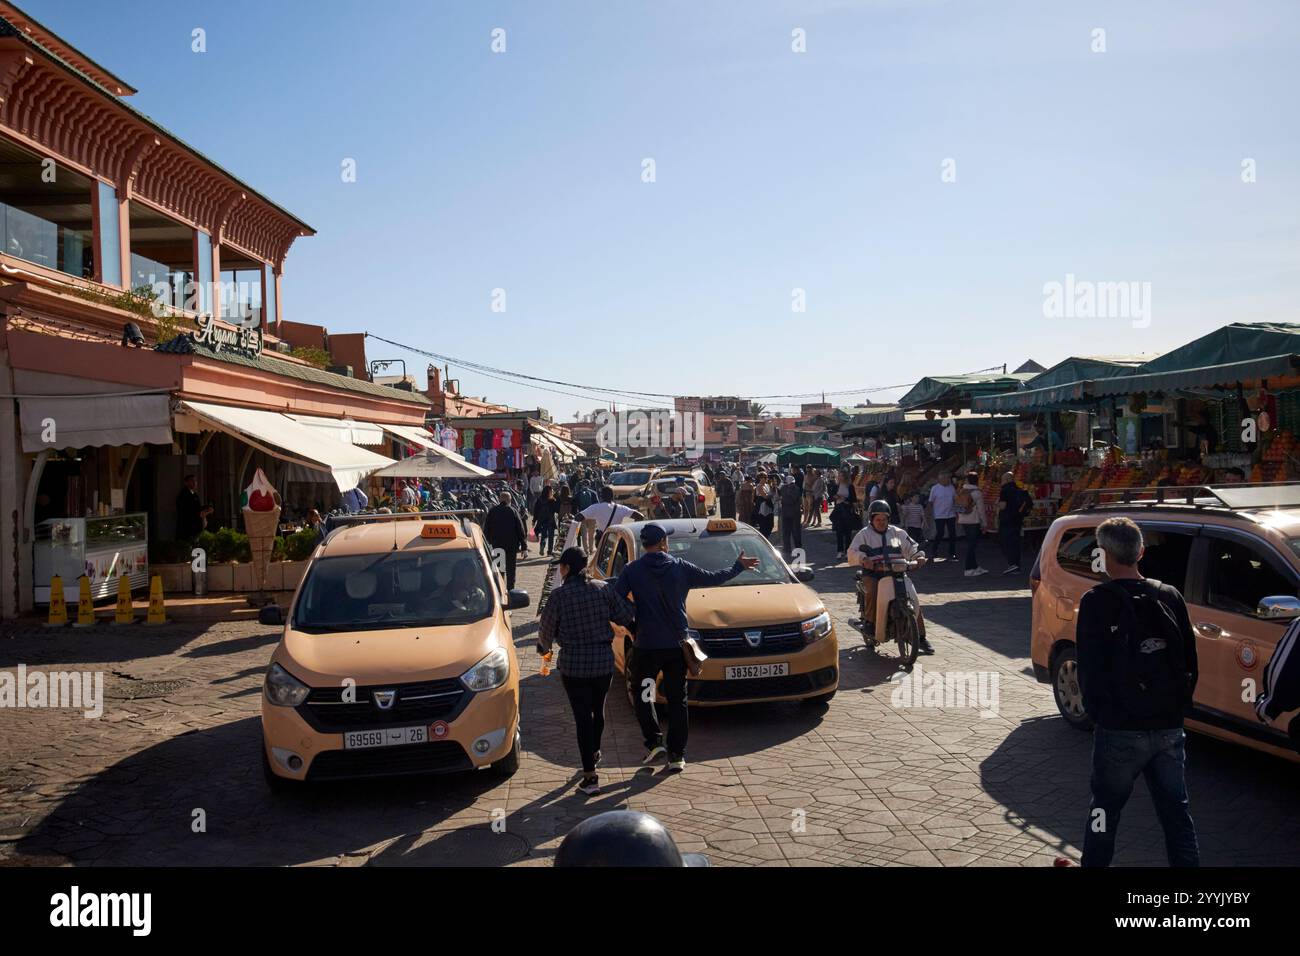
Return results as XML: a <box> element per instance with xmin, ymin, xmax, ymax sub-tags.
<box><xmin>1031</xmin><ymin>483</ymin><xmax>1300</xmax><ymax>763</ymax></box>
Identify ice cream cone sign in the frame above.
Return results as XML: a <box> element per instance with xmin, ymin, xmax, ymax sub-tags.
<box><xmin>242</xmin><ymin>468</ymin><xmax>282</xmax><ymax>597</ymax></box>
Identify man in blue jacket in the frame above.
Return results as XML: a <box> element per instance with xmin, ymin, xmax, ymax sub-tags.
<box><xmin>613</xmin><ymin>523</ymin><xmax>758</xmax><ymax>772</ymax></box>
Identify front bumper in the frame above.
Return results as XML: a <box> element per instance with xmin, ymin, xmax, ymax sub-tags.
<box><xmin>686</xmin><ymin>629</ymin><xmax>839</xmax><ymax>706</ymax></box>
<box><xmin>261</xmin><ymin>682</ymin><xmax>519</xmax><ymax>782</ymax></box>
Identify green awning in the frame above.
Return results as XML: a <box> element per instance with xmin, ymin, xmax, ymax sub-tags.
<box><xmin>974</xmin><ymin>380</ymin><xmax>1095</xmax><ymax>413</ymax></box>
<box><xmin>1024</xmin><ymin>355</ymin><xmax>1149</xmax><ymax>390</ymax></box>
<box><xmin>896</xmin><ymin>374</ymin><xmax>1035</xmax><ymax>411</ymax></box>
<box><xmin>776</xmin><ymin>445</ymin><xmax>841</xmax><ymax>466</ymax></box>
<box><xmin>1089</xmin><ymin>353</ymin><xmax>1300</xmax><ymax>396</ymax></box>
<box><xmin>1135</xmin><ymin>322</ymin><xmax>1300</xmax><ymax>374</ymax></box>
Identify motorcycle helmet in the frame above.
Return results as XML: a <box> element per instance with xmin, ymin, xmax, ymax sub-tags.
<box><xmin>867</xmin><ymin>500</ymin><xmax>891</xmax><ymax>518</ymax></box>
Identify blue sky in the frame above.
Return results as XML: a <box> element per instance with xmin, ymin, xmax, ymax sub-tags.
<box><xmin>32</xmin><ymin>0</ymin><xmax>1300</xmax><ymax>416</ymax></box>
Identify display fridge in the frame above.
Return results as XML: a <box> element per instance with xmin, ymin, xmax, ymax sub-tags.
<box><xmin>33</xmin><ymin>513</ymin><xmax>150</xmax><ymax>603</ymax></box>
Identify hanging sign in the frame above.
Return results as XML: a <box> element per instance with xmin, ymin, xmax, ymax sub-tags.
<box><xmin>193</xmin><ymin>313</ymin><xmax>262</xmax><ymax>357</ymax></box>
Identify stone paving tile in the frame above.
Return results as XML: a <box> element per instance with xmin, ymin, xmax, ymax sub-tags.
<box><xmin>3</xmin><ymin>534</ymin><xmax>1300</xmax><ymax>867</ymax></box>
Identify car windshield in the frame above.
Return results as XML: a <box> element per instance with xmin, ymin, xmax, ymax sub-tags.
<box><xmin>610</xmin><ymin>471</ymin><xmax>652</xmax><ymax>486</ymax></box>
<box><xmin>652</xmin><ymin>478</ymin><xmax>698</xmax><ymax>494</ymax></box>
<box><xmin>665</xmin><ymin>532</ymin><xmax>792</xmax><ymax>586</ymax></box>
<box><xmin>293</xmin><ymin>551</ymin><xmax>494</xmax><ymax>632</ymax></box>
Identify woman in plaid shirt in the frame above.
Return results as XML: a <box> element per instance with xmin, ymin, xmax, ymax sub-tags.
<box><xmin>539</xmin><ymin>547</ymin><xmax>635</xmax><ymax>795</ymax></box>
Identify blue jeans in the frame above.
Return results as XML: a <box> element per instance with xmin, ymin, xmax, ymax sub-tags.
<box><xmin>1082</xmin><ymin>726</ymin><xmax>1199</xmax><ymax>867</ymax></box>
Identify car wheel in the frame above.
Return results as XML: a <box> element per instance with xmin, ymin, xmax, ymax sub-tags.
<box><xmin>492</xmin><ymin>731</ymin><xmax>521</xmax><ymax>777</ymax></box>
<box><xmin>262</xmin><ymin>746</ymin><xmax>299</xmax><ymax>792</ymax></box>
<box><xmin>1051</xmin><ymin>646</ymin><xmax>1092</xmax><ymax>730</ymax></box>
<box><xmin>802</xmin><ymin>691</ymin><xmax>836</xmax><ymax>706</ymax></box>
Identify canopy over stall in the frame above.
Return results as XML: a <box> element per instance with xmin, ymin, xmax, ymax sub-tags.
<box><xmin>286</xmin><ymin>414</ymin><xmax>385</xmax><ymax>447</ymax></box>
<box><xmin>777</xmin><ymin>444</ymin><xmax>841</xmax><ymax>466</ymax></box>
<box><xmin>16</xmin><ymin>370</ymin><xmax>173</xmax><ymax>452</ymax></box>
<box><xmin>178</xmin><ymin>400</ymin><xmax>393</xmax><ymax>492</ymax></box>
<box><xmin>370</xmin><ymin>447</ymin><xmax>493</xmax><ymax>479</ymax></box>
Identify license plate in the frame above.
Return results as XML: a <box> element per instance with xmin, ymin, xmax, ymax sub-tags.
<box><xmin>343</xmin><ymin>725</ymin><xmax>428</xmax><ymax>750</ymax></box>
<box><xmin>725</xmin><ymin>663</ymin><xmax>789</xmax><ymax>680</ymax></box>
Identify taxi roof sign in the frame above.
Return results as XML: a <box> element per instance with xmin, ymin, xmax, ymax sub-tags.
<box><xmin>706</xmin><ymin>519</ymin><xmax>737</xmax><ymax>533</ymax></box>
<box><xmin>420</xmin><ymin>522</ymin><xmax>459</xmax><ymax>539</ymax></box>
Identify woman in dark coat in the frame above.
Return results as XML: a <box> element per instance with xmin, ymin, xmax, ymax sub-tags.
<box><xmin>532</xmin><ymin>485</ymin><xmax>559</xmax><ymax>556</ymax></box>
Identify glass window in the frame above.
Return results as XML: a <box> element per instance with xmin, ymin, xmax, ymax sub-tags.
<box><xmin>96</xmin><ymin>182</ymin><xmax>120</xmax><ymax>285</ymax></box>
<box><xmin>611</xmin><ymin>540</ymin><xmax>630</xmax><ymax>577</ymax></box>
<box><xmin>0</xmin><ymin>137</ymin><xmax>95</xmax><ymax>278</ymax></box>
<box><xmin>1056</xmin><ymin>527</ymin><xmax>1104</xmax><ymax>581</ymax></box>
<box><xmin>1135</xmin><ymin>527</ymin><xmax>1195</xmax><ymax>592</ymax></box>
<box><xmin>596</xmin><ymin>531</ymin><xmax>618</xmax><ymax>573</ymax></box>
<box><xmin>293</xmin><ymin>551</ymin><xmax>494</xmax><ymax>631</ymax></box>
<box><xmin>665</xmin><ymin>531</ymin><xmax>792</xmax><ymax>586</ymax></box>
<box><xmin>219</xmin><ymin>249</ymin><xmax>263</xmax><ymax>327</ymax></box>
<box><xmin>196</xmin><ymin>231</ymin><xmax>212</xmax><ymax>315</ymax></box>
<box><xmin>1204</xmin><ymin>536</ymin><xmax>1297</xmax><ymax>617</ymax></box>
<box><xmin>128</xmin><ymin>201</ymin><xmax>194</xmax><ymax>311</ymax></box>
<box><xmin>263</xmin><ymin>262</ymin><xmax>276</xmax><ymax>327</ymax></box>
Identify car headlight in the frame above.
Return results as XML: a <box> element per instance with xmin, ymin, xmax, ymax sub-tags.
<box><xmin>461</xmin><ymin>646</ymin><xmax>511</xmax><ymax>692</ymax></box>
<box><xmin>264</xmin><ymin>662</ymin><xmax>311</xmax><ymax>707</ymax></box>
<box><xmin>800</xmin><ymin>612</ymin><xmax>832</xmax><ymax>643</ymax></box>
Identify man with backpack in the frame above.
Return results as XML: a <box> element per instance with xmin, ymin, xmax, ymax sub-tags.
<box><xmin>1076</xmin><ymin>517</ymin><xmax>1200</xmax><ymax>868</ymax></box>
<box><xmin>954</xmin><ymin>471</ymin><xmax>987</xmax><ymax>577</ymax></box>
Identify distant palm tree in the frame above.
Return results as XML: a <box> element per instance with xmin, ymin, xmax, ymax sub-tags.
<box><xmin>750</xmin><ymin>403</ymin><xmax>767</xmax><ymax>417</ymax></box>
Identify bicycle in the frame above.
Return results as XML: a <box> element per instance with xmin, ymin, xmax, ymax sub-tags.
<box><xmin>855</xmin><ymin>554</ymin><xmax>926</xmax><ymax>670</ymax></box>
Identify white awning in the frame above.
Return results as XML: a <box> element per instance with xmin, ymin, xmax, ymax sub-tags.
<box><xmin>286</xmin><ymin>414</ymin><xmax>386</xmax><ymax>447</ymax></box>
<box><xmin>182</xmin><ymin>400</ymin><xmax>393</xmax><ymax>492</ymax></box>
<box><xmin>16</xmin><ymin>370</ymin><xmax>173</xmax><ymax>452</ymax></box>
<box><xmin>382</xmin><ymin>422</ymin><xmax>439</xmax><ymax>450</ymax></box>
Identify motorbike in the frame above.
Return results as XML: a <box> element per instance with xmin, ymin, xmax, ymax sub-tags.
<box><xmin>855</xmin><ymin>552</ymin><xmax>926</xmax><ymax>669</ymax></box>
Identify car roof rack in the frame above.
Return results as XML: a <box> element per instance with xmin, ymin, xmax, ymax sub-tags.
<box><xmin>328</xmin><ymin>509</ymin><xmax>485</xmax><ymax>537</ymax></box>
<box><xmin>1072</xmin><ymin>481</ymin><xmax>1300</xmax><ymax>513</ymax></box>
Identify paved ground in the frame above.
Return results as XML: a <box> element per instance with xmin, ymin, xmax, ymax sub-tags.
<box><xmin>2</xmin><ymin>522</ymin><xmax>1298</xmax><ymax>867</ymax></box>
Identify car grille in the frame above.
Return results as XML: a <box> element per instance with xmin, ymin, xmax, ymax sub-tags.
<box><xmin>688</xmin><ymin>667</ymin><xmax>836</xmax><ymax>703</ymax></box>
<box><xmin>306</xmin><ymin>741</ymin><xmax>473</xmax><ymax>781</ymax></box>
<box><xmin>695</xmin><ymin>623</ymin><xmax>807</xmax><ymax>658</ymax></box>
<box><xmin>296</xmin><ymin>678</ymin><xmax>468</xmax><ymax>732</ymax></box>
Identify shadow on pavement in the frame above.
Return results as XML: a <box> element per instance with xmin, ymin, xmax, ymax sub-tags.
<box><xmin>979</xmin><ymin>715</ymin><xmax>1300</xmax><ymax>866</ymax></box>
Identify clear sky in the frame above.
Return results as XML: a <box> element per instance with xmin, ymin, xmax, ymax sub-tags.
<box><xmin>30</xmin><ymin>0</ymin><xmax>1300</xmax><ymax>416</ymax></box>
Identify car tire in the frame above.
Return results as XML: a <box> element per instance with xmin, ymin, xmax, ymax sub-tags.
<box><xmin>1050</xmin><ymin>645</ymin><xmax>1093</xmax><ymax>731</ymax></box>
<box><xmin>262</xmin><ymin>746</ymin><xmax>299</xmax><ymax>792</ymax></box>
<box><xmin>802</xmin><ymin>691</ymin><xmax>836</xmax><ymax>706</ymax></box>
<box><xmin>492</xmin><ymin>732</ymin><xmax>521</xmax><ymax>778</ymax></box>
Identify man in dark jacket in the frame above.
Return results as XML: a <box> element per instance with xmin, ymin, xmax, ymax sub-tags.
<box><xmin>613</xmin><ymin>523</ymin><xmax>757</xmax><ymax>772</ymax></box>
<box><xmin>716</xmin><ymin>471</ymin><xmax>736</xmax><ymax>519</ymax></box>
<box><xmin>484</xmin><ymin>491</ymin><xmax>527</xmax><ymax>589</ymax></box>
<box><xmin>1076</xmin><ymin>516</ymin><xmax>1199</xmax><ymax>868</ymax></box>
<box><xmin>777</xmin><ymin>474</ymin><xmax>803</xmax><ymax>560</ymax></box>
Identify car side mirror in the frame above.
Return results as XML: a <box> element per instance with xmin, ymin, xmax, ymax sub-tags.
<box><xmin>1256</xmin><ymin>595</ymin><xmax>1300</xmax><ymax>619</ymax></box>
<box><xmin>507</xmin><ymin>589</ymin><xmax>530</xmax><ymax>610</ymax></box>
<box><xmin>795</xmin><ymin>568</ymin><xmax>815</xmax><ymax>583</ymax></box>
<box><xmin>258</xmin><ymin>604</ymin><xmax>284</xmax><ymax>626</ymax></box>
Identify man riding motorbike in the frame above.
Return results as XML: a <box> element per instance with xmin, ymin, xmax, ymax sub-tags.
<box><xmin>847</xmin><ymin>499</ymin><xmax>934</xmax><ymax>655</ymax></box>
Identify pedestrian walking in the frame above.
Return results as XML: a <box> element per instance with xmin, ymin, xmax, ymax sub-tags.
<box><xmin>900</xmin><ymin>492</ymin><xmax>925</xmax><ymax>548</ymax></box>
<box><xmin>778</xmin><ymin>473</ymin><xmax>803</xmax><ymax>559</ymax></box>
<box><xmin>484</xmin><ymin>491</ymin><xmax>527</xmax><ymax>589</ymax></box>
<box><xmin>532</xmin><ymin>485</ymin><xmax>559</xmax><ymax>556</ymax></box>
<box><xmin>736</xmin><ymin>475</ymin><xmax>755</xmax><ymax>525</ymax></box>
<box><xmin>538</xmin><ymin>547</ymin><xmax>635</xmax><ymax>796</ymax></box>
<box><xmin>1077</xmin><ymin>516</ymin><xmax>1200</xmax><ymax>868</ymax></box>
<box><xmin>928</xmin><ymin>472</ymin><xmax>958</xmax><ymax>561</ymax></box>
<box><xmin>997</xmin><ymin>471</ymin><xmax>1033</xmax><ymax>573</ymax></box>
<box><xmin>956</xmin><ymin>471</ymin><xmax>988</xmax><ymax>576</ymax></box>
<box><xmin>716</xmin><ymin>470</ymin><xmax>736</xmax><ymax>520</ymax></box>
<box><xmin>612</xmin><ymin>523</ymin><xmax>758</xmax><ymax>773</ymax></box>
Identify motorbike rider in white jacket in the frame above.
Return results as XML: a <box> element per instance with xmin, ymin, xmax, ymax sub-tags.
<box><xmin>847</xmin><ymin>499</ymin><xmax>934</xmax><ymax>654</ymax></box>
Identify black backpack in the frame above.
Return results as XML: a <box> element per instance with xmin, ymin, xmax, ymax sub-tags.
<box><xmin>1101</xmin><ymin>579</ymin><xmax>1192</xmax><ymax>720</ymax></box>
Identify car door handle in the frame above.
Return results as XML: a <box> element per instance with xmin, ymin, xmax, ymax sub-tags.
<box><xmin>1194</xmin><ymin>622</ymin><xmax>1224</xmax><ymax>638</ymax></box>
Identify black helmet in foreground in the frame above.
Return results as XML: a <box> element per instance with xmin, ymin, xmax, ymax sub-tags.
<box><xmin>554</xmin><ymin>810</ymin><xmax>708</xmax><ymax>867</ymax></box>
<box><xmin>867</xmin><ymin>499</ymin><xmax>892</xmax><ymax>517</ymax></box>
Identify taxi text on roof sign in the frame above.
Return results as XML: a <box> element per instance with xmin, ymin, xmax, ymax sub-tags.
<box><xmin>420</xmin><ymin>522</ymin><xmax>459</xmax><ymax>539</ymax></box>
<box><xmin>706</xmin><ymin>519</ymin><xmax>737</xmax><ymax>533</ymax></box>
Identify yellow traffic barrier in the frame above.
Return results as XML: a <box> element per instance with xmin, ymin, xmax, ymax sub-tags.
<box><xmin>145</xmin><ymin>574</ymin><xmax>167</xmax><ymax>625</ymax></box>
<box><xmin>73</xmin><ymin>575</ymin><xmax>95</xmax><ymax>628</ymax></box>
<box><xmin>45</xmin><ymin>575</ymin><xmax>67</xmax><ymax>627</ymax></box>
<box><xmin>112</xmin><ymin>574</ymin><xmax>134</xmax><ymax>626</ymax></box>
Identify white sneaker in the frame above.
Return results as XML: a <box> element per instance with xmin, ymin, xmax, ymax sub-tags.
<box><xmin>640</xmin><ymin>745</ymin><xmax>668</xmax><ymax>766</ymax></box>
<box><xmin>972</xmin><ymin>567</ymin><xmax>988</xmax><ymax>576</ymax></box>
<box><xmin>665</xmin><ymin>755</ymin><xmax>686</xmax><ymax>773</ymax></box>
<box><xmin>964</xmin><ymin>568</ymin><xmax>977</xmax><ymax>577</ymax></box>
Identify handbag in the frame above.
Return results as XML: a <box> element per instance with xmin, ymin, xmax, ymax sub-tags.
<box><xmin>647</xmin><ymin>571</ymin><xmax>709</xmax><ymax>677</ymax></box>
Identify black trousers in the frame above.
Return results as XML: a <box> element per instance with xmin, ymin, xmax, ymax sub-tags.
<box><xmin>632</xmin><ymin>646</ymin><xmax>689</xmax><ymax>757</ymax></box>
<box><xmin>720</xmin><ymin>497</ymin><xmax>736</xmax><ymax>519</ymax></box>
<box><xmin>931</xmin><ymin>517</ymin><xmax>957</xmax><ymax>558</ymax></box>
<box><xmin>561</xmin><ymin>673</ymin><xmax>612</xmax><ymax>774</ymax></box>
<box><xmin>780</xmin><ymin>511</ymin><xmax>802</xmax><ymax>555</ymax></box>
<box><xmin>1000</xmin><ymin>522</ymin><xmax>1022</xmax><ymax>567</ymax></box>
<box><xmin>834</xmin><ymin>524</ymin><xmax>853</xmax><ymax>554</ymax></box>
<box><xmin>503</xmin><ymin>548</ymin><xmax>518</xmax><ymax>590</ymax></box>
